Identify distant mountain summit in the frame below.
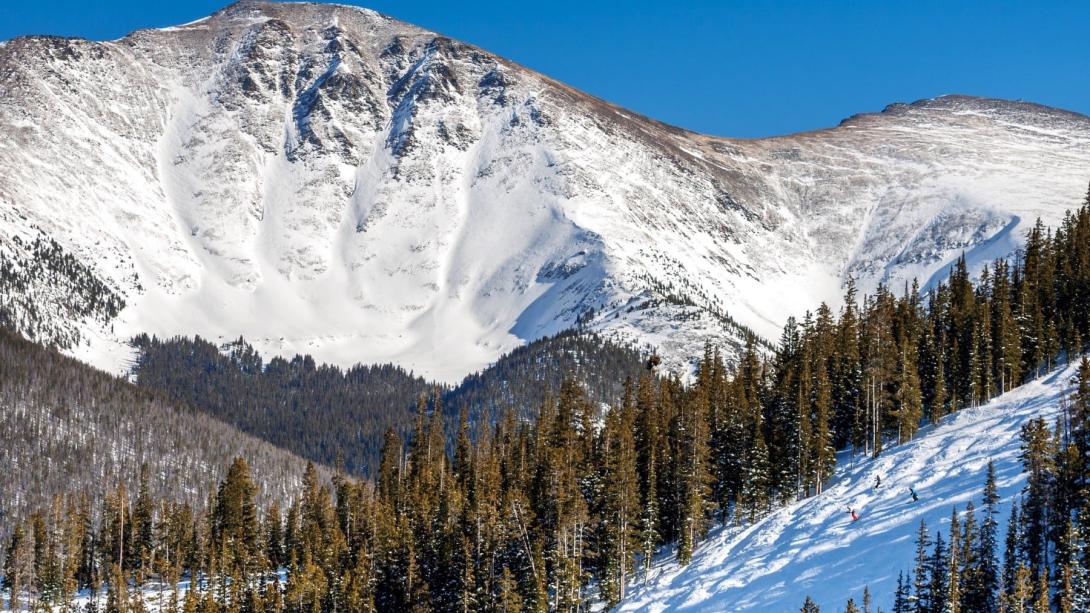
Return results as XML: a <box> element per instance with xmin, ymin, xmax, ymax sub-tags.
<box><xmin>1</xmin><ymin>0</ymin><xmax>1088</xmax><ymax>380</ymax></box>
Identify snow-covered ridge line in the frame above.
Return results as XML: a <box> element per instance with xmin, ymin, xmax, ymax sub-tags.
<box><xmin>1</xmin><ymin>1</ymin><xmax>1088</xmax><ymax>381</ymax></box>
<box><xmin>618</xmin><ymin>360</ymin><xmax>1082</xmax><ymax>612</ymax></box>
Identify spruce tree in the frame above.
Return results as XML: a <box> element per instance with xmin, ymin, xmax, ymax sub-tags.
<box><xmin>945</xmin><ymin>509</ymin><xmax>961</xmax><ymax>613</ymax></box>
<box><xmin>677</xmin><ymin>391</ymin><xmax>711</xmax><ymax>564</ymax></box>
<box><xmin>914</xmin><ymin>520</ymin><xmax>933</xmax><ymax>613</ymax></box>
<box><xmin>1019</xmin><ymin>418</ymin><xmax>1056</xmax><ymax>574</ymax></box>
<box><xmin>894</xmin><ymin>570</ymin><xmax>912</xmax><ymax>613</ymax></box>
<box><xmin>975</xmin><ymin>462</ymin><xmax>1001</xmax><ymax>613</ymax></box>
<box><xmin>597</xmin><ymin>401</ymin><xmax>639</xmax><ymax>604</ymax></box>
<box><xmin>1002</xmin><ymin>501</ymin><xmax>1022</xmax><ymax>607</ymax></box>
<box><xmin>929</xmin><ymin>531</ymin><xmax>949</xmax><ymax>613</ymax></box>
<box><xmin>957</xmin><ymin>501</ymin><xmax>979</xmax><ymax>611</ymax></box>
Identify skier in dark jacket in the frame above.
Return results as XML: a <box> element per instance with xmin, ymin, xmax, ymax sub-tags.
<box><xmin>874</xmin><ymin>475</ymin><xmax>881</xmax><ymax>489</ymax></box>
<box><xmin>909</xmin><ymin>487</ymin><xmax>919</xmax><ymax>502</ymax></box>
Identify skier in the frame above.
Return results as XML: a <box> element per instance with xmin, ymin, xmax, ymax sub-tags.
<box><xmin>874</xmin><ymin>475</ymin><xmax>881</xmax><ymax>489</ymax></box>
<box><xmin>847</xmin><ymin>507</ymin><xmax>859</xmax><ymax>522</ymax></box>
<box><xmin>909</xmin><ymin>487</ymin><xmax>919</xmax><ymax>502</ymax></box>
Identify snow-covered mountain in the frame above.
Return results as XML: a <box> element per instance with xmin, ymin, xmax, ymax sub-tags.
<box><xmin>1</xmin><ymin>0</ymin><xmax>1088</xmax><ymax>381</ymax></box>
<box><xmin>618</xmin><ymin>360</ymin><xmax>1083</xmax><ymax>612</ymax></box>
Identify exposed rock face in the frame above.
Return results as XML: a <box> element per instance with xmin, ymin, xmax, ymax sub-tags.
<box><xmin>1</xmin><ymin>1</ymin><xmax>1088</xmax><ymax>381</ymax></box>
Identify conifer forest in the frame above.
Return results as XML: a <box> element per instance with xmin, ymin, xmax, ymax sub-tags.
<box><xmin>3</xmin><ymin>192</ymin><xmax>1089</xmax><ymax>611</ymax></box>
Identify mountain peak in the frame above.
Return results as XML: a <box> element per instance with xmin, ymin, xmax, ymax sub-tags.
<box><xmin>1</xmin><ymin>4</ymin><xmax>1088</xmax><ymax>382</ymax></box>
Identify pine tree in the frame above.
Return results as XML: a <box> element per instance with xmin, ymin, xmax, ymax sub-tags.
<box><xmin>1070</xmin><ymin>510</ymin><xmax>1090</xmax><ymax>611</ymax></box>
<box><xmin>105</xmin><ymin>563</ymin><xmax>128</xmax><ymax>613</ymax></box>
<box><xmin>131</xmin><ymin>466</ymin><xmax>155</xmax><ymax>578</ymax></box>
<box><xmin>1002</xmin><ymin>501</ymin><xmax>1022</xmax><ymax>606</ymax></box>
<box><xmin>834</xmin><ymin>280</ymin><xmax>864</xmax><ymax>453</ymax></box>
<box><xmin>1057</xmin><ymin>520</ymin><xmax>1083</xmax><ymax>613</ymax></box>
<box><xmin>809</xmin><ymin>324</ymin><xmax>837</xmax><ymax>493</ymax></box>
<box><xmin>265</xmin><ymin>502</ymin><xmax>283</xmax><ymax>571</ymax></box>
<box><xmin>1019</xmin><ymin>418</ymin><xmax>1055</xmax><ymax>574</ymax></box>
<box><xmin>915</xmin><ymin>520</ymin><xmax>933</xmax><ymax>613</ymax></box>
<box><xmin>1009</xmin><ymin>564</ymin><xmax>1032</xmax><ymax>613</ymax></box>
<box><xmin>1073</xmin><ymin>356</ymin><xmax>1090</xmax><ymax>511</ymax></box>
<box><xmin>1033</xmin><ymin>568</ymin><xmax>1049</xmax><ymax>613</ymax></box>
<box><xmin>3</xmin><ymin>523</ymin><xmax>32</xmax><ymax>611</ymax></box>
<box><xmin>945</xmin><ymin>510</ymin><xmax>961</xmax><ymax>613</ymax></box>
<box><xmin>739</xmin><ymin>425</ymin><xmax>771</xmax><ymax>523</ymax></box>
<box><xmin>635</xmin><ymin>374</ymin><xmax>661</xmax><ymax>576</ymax></box>
<box><xmin>893</xmin><ymin>336</ymin><xmax>924</xmax><ymax>443</ymax></box>
<box><xmin>597</xmin><ymin>401</ymin><xmax>639</xmax><ymax>604</ymax></box>
<box><xmin>975</xmin><ymin>462</ymin><xmax>1001</xmax><ymax>613</ymax></box>
<box><xmin>211</xmin><ymin>457</ymin><xmax>260</xmax><ymax>576</ymax></box>
<box><xmin>957</xmin><ymin>501</ymin><xmax>979</xmax><ymax>612</ymax></box>
<box><xmin>894</xmin><ymin>570</ymin><xmax>913</xmax><ymax>613</ymax></box>
<box><xmin>929</xmin><ymin>530</ymin><xmax>949</xmax><ymax>613</ymax></box>
<box><xmin>801</xmin><ymin>594</ymin><xmax>821</xmax><ymax>612</ymax></box>
<box><xmin>991</xmin><ymin>259</ymin><xmax>1022</xmax><ymax>393</ymax></box>
<box><xmin>677</xmin><ymin>391</ymin><xmax>711</xmax><ymax>564</ymax></box>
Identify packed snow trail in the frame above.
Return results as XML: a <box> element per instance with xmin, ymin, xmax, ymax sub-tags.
<box><xmin>618</xmin><ymin>361</ymin><xmax>1082</xmax><ymax>612</ymax></box>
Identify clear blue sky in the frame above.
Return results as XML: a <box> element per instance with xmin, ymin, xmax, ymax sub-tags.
<box><xmin>2</xmin><ymin>0</ymin><xmax>1087</xmax><ymax>137</ymax></box>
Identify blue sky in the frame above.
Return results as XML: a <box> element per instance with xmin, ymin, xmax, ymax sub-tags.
<box><xmin>2</xmin><ymin>0</ymin><xmax>1087</xmax><ymax>137</ymax></box>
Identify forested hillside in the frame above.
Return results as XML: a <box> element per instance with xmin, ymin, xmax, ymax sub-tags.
<box><xmin>130</xmin><ymin>330</ymin><xmax>649</xmax><ymax>476</ymax></box>
<box><xmin>131</xmin><ymin>335</ymin><xmax>436</xmax><ymax>476</ymax></box>
<box><xmin>0</xmin><ymin>234</ymin><xmax>124</xmax><ymax>349</ymax></box>
<box><xmin>0</xmin><ymin>326</ymin><xmax>329</xmax><ymax>543</ymax></box>
<box><xmin>443</xmin><ymin>330</ymin><xmax>650</xmax><ymax>423</ymax></box>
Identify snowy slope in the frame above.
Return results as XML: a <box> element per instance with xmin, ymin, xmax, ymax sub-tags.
<box><xmin>1</xmin><ymin>1</ymin><xmax>1088</xmax><ymax>381</ymax></box>
<box><xmin>618</xmin><ymin>361</ymin><xmax>1083</xmax><ymax>612</ymax></box>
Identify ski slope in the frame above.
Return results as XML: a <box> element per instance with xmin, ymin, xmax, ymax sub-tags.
<box><xmin>619</xmin><ymin>360</ymin><xmax>1082</xmax><ymax>612</ymax></box>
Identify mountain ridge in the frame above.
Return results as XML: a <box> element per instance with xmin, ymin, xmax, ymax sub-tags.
<box><xmin>1</xmin><ymin>1</ymin><xmax>1088</xmax><ymax>382</ymax></box>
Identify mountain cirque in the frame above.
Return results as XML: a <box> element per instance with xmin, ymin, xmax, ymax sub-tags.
<box><xmin>1</xmin><ymin>0</ymin><xmax>1088</xmax><ymax>381</ymax></box>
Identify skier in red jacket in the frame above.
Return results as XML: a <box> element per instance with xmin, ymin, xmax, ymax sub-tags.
<box><xmin>847</xmin><ymin>507</ymin><xmax>859</xmax><ymax>521</ymax></box>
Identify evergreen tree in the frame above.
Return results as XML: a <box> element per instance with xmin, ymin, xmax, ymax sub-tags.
<box><xmin>809</xmin><ymin>307</ymin><xmax>837</xmax><ymax>493</ymax></box>
<box><xmin>894</xmin><ymin>570</ymin><xmax>912</xmax><ymax>613</ymax></box>
<box><xmin>1019</xmin><ymin>418</ymin><xmax>1056</xmax><ymax>574</ymax></box>
<box><xmin>957</xmin><ymin>501</ymin><xmax>979</xmax><ymax>611</ymax></box>
<box><xmin>597</xmin><ymin>400</ymin><xmax>640</xmax><ymax>605</ymax></box>
<box><xmin>973</xmin><ymin>462</ymin><xmax>1001</xmax><ymax>613</ymax></box>
<box><xmin>914</xmin><ymin>520</ymin><xmax>933</xmax><ymax>613</ymax></box>
<box><xmin>677</xmin><ymin>391</ymin><xmax>711</xmax><ymax>564</ymax></box>
<box><xmin>929</xmin><ymin>530</ymin><xmax>949</xmax><ymax>613</ymax></box>
<box><xmin>945</xmin><ymin>510</ymin><xmax>961</xmax><ymax>613</ymax></box>
<box><xmin>634</xmin><ymin>374</ymin><xmax>662</xmax><ymax>576</ymax></box>
<box><xmin>1002</xmin><ymin>501</ymin><xmax>1022</xmax><ymax>608</ymax></box>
